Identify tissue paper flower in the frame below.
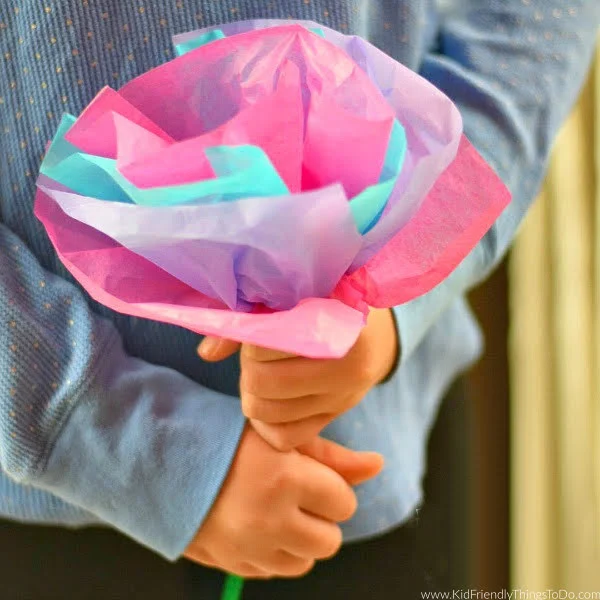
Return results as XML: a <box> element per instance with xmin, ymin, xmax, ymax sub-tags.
<box><xmin>35</xmin><ymin>20</ymin><xmax>510</xmax><ymax>358</ymax></box>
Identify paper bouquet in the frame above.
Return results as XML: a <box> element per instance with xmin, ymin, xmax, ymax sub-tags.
<box><xmin>35</xmin><ymin>20</ymin><xmax>510</xmax><ymax>359</ymax></box>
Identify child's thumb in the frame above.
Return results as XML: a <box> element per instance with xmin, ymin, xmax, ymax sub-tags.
<box><xmin>297</xmin><ymin>437</ymin><xmax>384</xmax><ymax>487</ymax></box>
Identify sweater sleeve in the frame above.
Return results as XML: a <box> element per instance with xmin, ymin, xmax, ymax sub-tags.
<box><xmin>0</xmin><ymin>222</ymin><xmax>245</xmax><ymax>560</ymax></box>
<box><xmin>394</xmin><ymin>0</ymin><xmax>600</xmax><ymax>362</ymax></box>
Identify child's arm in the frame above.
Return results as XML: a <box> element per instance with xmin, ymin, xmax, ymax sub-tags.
<box><xmin>1</xmin><ymin>220</ymin><xmax>382</xmax><ymax>574</ymax></box>
<box><xmin>0</xmin><ymin>222</ymin><xmax>245</xmax><ymax>560</ymax></box>
<box><xmin>393</xmin><ymin>0</ymin><xmax>599</xmax><ymax>364</ymax></box>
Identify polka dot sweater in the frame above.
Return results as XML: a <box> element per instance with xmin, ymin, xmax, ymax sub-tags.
<box><xmin>0</xmin><ymin>0</ymin><xmax>598</xmax><ymax>559</ymax></box>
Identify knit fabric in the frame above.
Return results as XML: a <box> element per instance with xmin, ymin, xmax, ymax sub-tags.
<box><xmin>0</xmin><ymin>0</ymin><xmax>598</xmax><ymax>559</ymax></box>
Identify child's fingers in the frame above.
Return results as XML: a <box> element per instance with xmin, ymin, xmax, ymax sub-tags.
<box><xmin>250</xmin><ymin>415</ymin><xmax>332</xmax><ymax>452</ymax></box>
<box><xmin>242</xmin><ymin>344</ymin><xmax>296</xmax><ymax>362</ymax></box>
<box><xmin>197</xmin><ymin>337</ymin><xmax>241</xmax><ymax>361</ymax></box>
<box><xmin>242</xmin><ymin>393</ymin><xmax>347</xmax><ymax>424</ymax></box>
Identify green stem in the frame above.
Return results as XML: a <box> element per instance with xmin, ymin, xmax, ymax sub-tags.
<box><xmin>220</xmin><ymin>574</ymin><xmax>245</xmax><ymax>600</ymax></box>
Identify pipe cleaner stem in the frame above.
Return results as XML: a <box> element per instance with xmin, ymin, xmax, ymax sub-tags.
<box><xmin>220</xmin><ymin>574</ymin><xmax>245</xmax><ymax>600</ymax></box>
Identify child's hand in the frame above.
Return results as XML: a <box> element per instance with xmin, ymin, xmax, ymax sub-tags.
<box><xmin>198</xmin><ymin>308</ymin><xmax>399</xmax><ymax>451</ymax></box>
<box><xmin>185</xmin><ymin>424</ymin><xmax>384</xmax><ymax>578</ymax></box>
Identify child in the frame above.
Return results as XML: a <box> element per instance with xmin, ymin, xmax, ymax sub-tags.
<box><xmin>0</xmin><ymin>1</ymin><xmax>598</xmax><ymax>598</ymax></box>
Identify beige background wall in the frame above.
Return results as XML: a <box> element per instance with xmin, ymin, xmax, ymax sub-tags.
<box><xmin>509</xmin><ymin>44</ymin><xmax>600</xmax><ymax>591</ymax></box>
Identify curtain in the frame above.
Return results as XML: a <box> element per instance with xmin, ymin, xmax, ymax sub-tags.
<box><xmin>509</xmin><ymin>45</ymin><xmax>600</xmax><ymax>590</ymax></box>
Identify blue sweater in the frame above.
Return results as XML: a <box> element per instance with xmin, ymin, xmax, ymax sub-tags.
<box><xmin>1</xmin><ymin>0</ymin><xmax>598</xmax><ymax>560</ymax></box>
